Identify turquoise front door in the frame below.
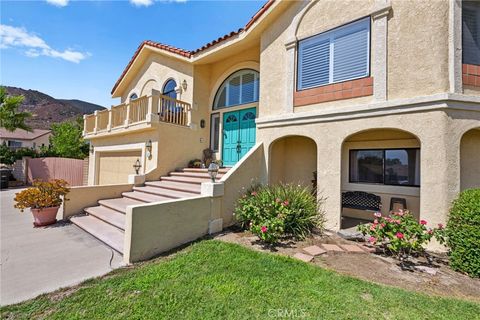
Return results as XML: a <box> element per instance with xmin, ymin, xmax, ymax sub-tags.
<box><xmin>222</xmin><ymin>108</ymin><xmax>256</xmax><ymax>166</ymax></box>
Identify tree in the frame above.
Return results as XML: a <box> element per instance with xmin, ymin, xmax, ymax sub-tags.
<box><xmin>0</xmin><ymin>87</ymin><xmax>32</xmax><ymax>132</ymax></box>
<box><xmin>49</xmin><ymin>117</ymin><xmax>89</xmax><ymax>159</ymax></box>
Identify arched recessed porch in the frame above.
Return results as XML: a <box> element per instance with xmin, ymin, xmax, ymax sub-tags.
<box><xmin>460</xmin><ymin>128</ymin><xmax>480</xmax><ymax>191</ymax></box>
<box><xmin>269</xmin><ymin>135</ymin><xmax>317</xmax><ymax>189</ymax></box>
<box><xmin>340</xmin><ymin>128</ymin><xmax>421</xmax><ymax>229</ymax></box>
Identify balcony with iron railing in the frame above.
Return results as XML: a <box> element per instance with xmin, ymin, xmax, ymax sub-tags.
<box><xmin>83</xmin><ymin>94</ymin><xmax>192</xmax><ymax>138</ymax></box>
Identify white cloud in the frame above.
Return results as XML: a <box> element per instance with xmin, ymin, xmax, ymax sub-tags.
<box><xmin>0</xmin><ymin>24</ymin><xmax>89</xmax><ymax>63</ymax></box>
<box><xmin>46</xmin><ymin>0</ymin><xmax>69</xmax><ymax>7</ymax></box>
<box><xmin>129</xmin><ymin>0</ymin><xmax>187</xmax><ymax>7</ymax></box>
<box><xmin>129</xmin><ymin>0</ymin><xmax>154</xmax><ymax>6</ymax></box>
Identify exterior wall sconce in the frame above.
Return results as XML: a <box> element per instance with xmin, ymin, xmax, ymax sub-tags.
<box><xmin>200</xmin><ymin>119</ymin><xmax>205</xmax><ymax>128</ymax></box>
<box><xmin>89</xmin><ymin>144</ymin><xmax>94</xmax><ymax>154</ymax></box>
<box><xmin>182</xmin><ymin>79</ymin><xmax>188</xmax><ymax>91</ymax></box>
<box><xmin>133</xmin><ymin>159</ymin><xmax>142</xmax><ymax>175</ymax></box>
<box><xmin>208</xmin><ymin>162</ymin><xmax>219</xmax><ymax>182</ymax></box>
<box><xmin>145</xmin><ymin>140</ymin><xmax>152</xmax><ymax>159</ymax></box>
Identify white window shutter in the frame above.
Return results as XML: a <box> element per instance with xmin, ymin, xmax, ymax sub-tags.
<box><xmin>298</xmin><ymin>38</ymin><xmax>330</xmax><ymax>90</ymax></box>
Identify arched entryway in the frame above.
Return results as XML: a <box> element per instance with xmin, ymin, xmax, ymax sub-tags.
<box><xmin>460</xmin><ymin>128</ymin><xmax>480</xmax><ymax>190</ymax></box>
<box><xmin>269</xmin><ymin>135</ymin><xmax>317</xmax><ymax>189</ymax></box>
<box><xmin>340</xmin><ymin>128</ymin><xmax>421</xmax><ymax>229</ymax></box>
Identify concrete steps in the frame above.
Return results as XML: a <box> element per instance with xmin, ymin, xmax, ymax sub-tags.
<box><xmin>70</xmin><ymin>215</ymin><xmax>124</xmax><ymax>253</ymax></box>
<box><xmin>70</xmin><ymin>166</ymin><xmax>230</xmax><ymax>255</ymax></box>
<box><xmin>85</xmin><ymin>206</ymin><xmax>125</xmax><ymax>230</ymax></box>
<box><xmin>144</xmin><ymin>181</ymin><xmax>201</xmax><ymax>194</ymax></box>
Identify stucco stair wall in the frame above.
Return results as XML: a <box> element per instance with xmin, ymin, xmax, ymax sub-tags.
<box><xmin>70</xmin><ymin>167</ymin><xmax>229</xmax><ymax>255</ymax></box>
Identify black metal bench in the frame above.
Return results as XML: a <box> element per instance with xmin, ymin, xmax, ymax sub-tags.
<box><xmin>342</xmin><ymin>191</ymin><xmax>381</xmax><ymax>211</ymax></box>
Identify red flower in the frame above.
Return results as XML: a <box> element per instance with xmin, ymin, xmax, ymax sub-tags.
<box><xmin>370</xmin><ymin>224</ymin><xmax>376</xmax><ymax>231</ymax></box>
<box><xmin>420</xmin><ymin>220</ymin><xmax>427</xmax><ymax>225</ymax></box>
<box><xmin>282</xmin><ymin>200</ymin><xmax>289</xmax><ymax>206</ymax></box>
<box><xmin>427</xmin><ymin>229</ymin><xmax>433</xmax><ymax>235</ymax></box>
<box><xmin>396</xmin><ymin>232</ymin><xmax>404</xmax><ymax>239</ymax></box>
<box><xmin>438</xmin><ymin>223</ymin><xmax>444</xmax><ymax>229</ymax></box>
<box><xmin>261</xmin><ymin>226</ymin><xmax>267</xmax><ymax>233</ymax></box>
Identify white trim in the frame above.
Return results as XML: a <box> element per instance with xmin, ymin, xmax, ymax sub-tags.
<box><xmin>372</xmin><ymin>7</ymin><xmax>389</xmax><ymax>101</ymax></box>
<box><xmin>256</xmin><ymin>93</ymin><xmax>480</xmax><ymax>129</ymax></box>
<box><xmin>449</xmin><ymin>0</ymin><xmax>463</xmax><ymax>94</ymax></box>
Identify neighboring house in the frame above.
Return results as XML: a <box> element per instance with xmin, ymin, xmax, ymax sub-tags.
<box><xmin>75</xmin><ymin>0</ymin><xmax>480</xmax><ymax>263</ymax></box>
<box><xmin>0</xmin><ymin>128</ymin><xmax>51</xmax><ymax>151</ymax></box>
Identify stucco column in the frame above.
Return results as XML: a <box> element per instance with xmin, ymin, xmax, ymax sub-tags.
<box><xmin>372</xmin><ymin>6</ymin><xmax>390</xmax><ymax>101</ymax></box>
<box><xmin>284</xmin><ymin>39</ymin><xmax>296</xmax><ymax>114</ymax></box>
<box><xmin>316</xmin><ymin>137</ymin><xmax>342</xmax><ymax>231</ymax></box>
<box><xmin>418</xmin><ymin>117</ymin><xmax>460</xmax><ymax>239</ymax></box>
<box><xmin>449</xmin><ymin>0</ymin><xmax>462</xmax><ymax>93</ymax></box>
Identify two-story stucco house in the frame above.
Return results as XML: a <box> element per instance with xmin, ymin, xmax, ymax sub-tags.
<box><xmin>68</xmin><ymin>0</ymin><xmax>480</xmax><ymax>264</ymax></box>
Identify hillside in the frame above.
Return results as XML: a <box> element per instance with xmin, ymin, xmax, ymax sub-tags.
<box><xmin>3</xmin><ymin>86</ymin><xmax>106</xmax><ymax>130</ymax></box>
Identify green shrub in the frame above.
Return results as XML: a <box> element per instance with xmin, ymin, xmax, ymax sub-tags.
<box><xmin>235</xmin><ymin>184</ymin><xmax>325</xmax><ymax>243</ymax></box>
<box><xmin>446</xmin><ymin>189</ymin><xmax>480</xmax><ymax>277</ymax></box>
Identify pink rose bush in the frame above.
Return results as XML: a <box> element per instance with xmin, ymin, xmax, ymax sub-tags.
<box><xmin>358</xmin><ymin>210</ymin><xmax>446</xmax><ymax>259</ymax></box>
<box><xmin>235</xmin><ymin>184</ymin><xmax>325</xmax><ymax>244</ymax></box>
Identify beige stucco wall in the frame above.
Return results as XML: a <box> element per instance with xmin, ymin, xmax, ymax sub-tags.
<box><xmin>460</xmin><ymin>128</ymin><xmax>480</xmax><ymax>190</ymax></box>
<box><xmin>124</xmin><ymin>196</ymin><xmax>212</xmax><ymax>263</ymax></box>
<box><xmin>269</xmin><ymin>135</ymin><xmax>317</xmax><ymax>188</ymax></box>
<box><xmin>220</xmin><ymin>143</ymin><xmax>266</xmax><ymax>226</ymax></box>
<box><xmin>119</xmin><ymin>51</ymin><xmax>194</xmax><ymax>105</ymax></box>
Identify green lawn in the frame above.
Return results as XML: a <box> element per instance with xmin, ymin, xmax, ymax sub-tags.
<box><xmin>2</xmin><ymin>240</ymin><xmax>479</xmax><ymax>320</ymax></box>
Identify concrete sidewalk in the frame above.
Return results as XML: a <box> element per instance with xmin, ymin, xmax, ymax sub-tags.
<box><xmin>0</xmin><ymin>188</ymin><xmax>124</xmax><ymax>306</ymax></box>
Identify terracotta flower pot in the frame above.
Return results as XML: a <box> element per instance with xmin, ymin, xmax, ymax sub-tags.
<box><xmin>31</xmin><ymin>206</ymin><xmax>59</xmax><ymax>227</ymax></box>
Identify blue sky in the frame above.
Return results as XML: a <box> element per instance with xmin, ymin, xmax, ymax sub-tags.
<box><xmin>0</xmin><ymin>0</ymin><xmax>264</xmax><ymax>107</ymax></box>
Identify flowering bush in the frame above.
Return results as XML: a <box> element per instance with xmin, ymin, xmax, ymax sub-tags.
<box><xmin>14</xmin><ymin>179</ymin><xmax>70</xmax><ymax>211</ymax></box>
<box><xmin>235</xmin><ymin>184</ymin><xmax>325</xmax><ymax>244</ymax></box>
<box><xmin>357</xmin><ymin>210</ymin><xmax>445</xmax><ymax>259</ymax></box>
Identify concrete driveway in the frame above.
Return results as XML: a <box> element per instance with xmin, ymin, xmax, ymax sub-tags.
<box><xmin>0</xmin><ymin>188</ymin><xmax>124</xmax><ymax>306</ymax></box>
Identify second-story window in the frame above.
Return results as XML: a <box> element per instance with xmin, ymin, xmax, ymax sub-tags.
<box><xmin>463</xmin><ymin>1</ymin><xmax>480</xmax><ymax>65</ymax></box>
<box><xmin>297</xmin><ymin>17</ymin><xmax>370</xmax><ymax>91</ymax></box>
<box><xmin>163</xmin><ymin>79</ymin><xmax>177</xmax><ymax>100</ymax></box>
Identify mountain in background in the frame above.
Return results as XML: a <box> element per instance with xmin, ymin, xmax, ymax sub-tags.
<box><xmin>3</xmin><ymin>86</ymin><xmax>106</xmax><ymax>130</ymax></box>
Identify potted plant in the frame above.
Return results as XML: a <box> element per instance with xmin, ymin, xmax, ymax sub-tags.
<box><xmin>14</xmin><ymin>179</ymin><xmax>69</xmax><ymax>227</ymax></box>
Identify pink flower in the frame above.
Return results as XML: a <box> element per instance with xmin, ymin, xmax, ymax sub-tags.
<box><xmin>251</xmin><ymin>191</ymin><xmax>257</xmax><ymax>196</ymax></box>
<box><xmin>261</xmin><ymin>226</ymin><xmax>267</xmax><ymax>233</ymax></box>
<box><xmin>438</xmin><ymin>223</ymin><xmax>444</xmax><ymax>229</ymax></box>
<box><xmin>420</xmin><ymin>220</ymin><xmax>427</xmax><ymax>225</ymax></box>
<box><xmin>370</xmin><ymin>224</ymin><xmax>376</xmax><ymax>231</ymax></box>
<box><xmin>368</xmin><ymin>236</ymin><xmax>377</xmax><ymax>243</ymax></box>
<box><xmin>396</xmin><ymin>210</ymin><xmax>404</xmax><ymax>217</ymax></box>
<box><xmin>427</xmin><ymin>229</ymin><xmax>433</xmax><ymax>235</ymax></box>
<box><xmin>282</xmin><ymin>200</ymin><xmax>289</xmax><ymax>206</ymax></box>
<box><xmin>373</xmin><ymin>219</ymin><xmax>379</xmax><ymax>224</ymax></box>
<box><xmin>374</xmin><ymin>212</ymin><xmax>382</xmax><ymax>218</ymax></box>
<box><xmin>396</xmin><ymin>232</ymin><xmax>404</xmax><ymax>239</ymax></box>
<box><xmin>381</xmin><ymin>223</ymin><xmax>386</xmax><ymax>228</ymax></box>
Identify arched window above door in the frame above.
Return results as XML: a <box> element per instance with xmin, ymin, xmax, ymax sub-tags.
<box><xmin>163</xmin><ymin>79</ymin><xmax>177</xmax><ymax>100</ymax></box>
<box><xmin>213</xmin><ymin>69</ymin><xmax>259</xmax><ymax>110</ymax></box>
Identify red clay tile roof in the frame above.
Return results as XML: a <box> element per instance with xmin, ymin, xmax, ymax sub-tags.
<box><xmin>111</xmin><ymin>0</ymin><xmax>275</xmax><ymax>95</ymax></box>
<box><xmin>0</xmin><ymin>128</ymin><xmax>51</xmax><ymax>140</ymax></box>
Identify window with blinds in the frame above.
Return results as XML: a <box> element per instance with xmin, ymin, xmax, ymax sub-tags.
<box><xmin>463</xmin><ymin>1</ymin><xmax>480</xmax><ymax>65</ymax></box>
<box><xmin>213</xmin><ymin>69</ymin><xmax>259</xmax><ymax>110</ymax></box>
<box><xmin>297</xmin><ymin>17</ymin><xmax>370</xmax><ymax>91</ymax></box>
